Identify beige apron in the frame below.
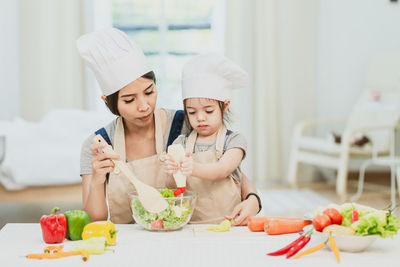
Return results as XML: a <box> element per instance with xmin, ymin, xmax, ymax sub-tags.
<box><xmin>186</xmin><ymin>126</ymin><xmax>241</xmax><ymax>224</ymax></box>
<box><xmin>107</xmin><ymin>109</ymin><xmax>174</xmax><ymax>223</ymax></box>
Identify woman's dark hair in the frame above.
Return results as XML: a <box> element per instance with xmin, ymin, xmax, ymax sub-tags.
<box><xmin>104</xmin><ymin>71</ymin><xmax>156</xmax><ymax>116</ymax></box>
<box><xmin>183</xmin><ymin>98</ymin><xmax>231</xmax><ymax>131</ymax></box>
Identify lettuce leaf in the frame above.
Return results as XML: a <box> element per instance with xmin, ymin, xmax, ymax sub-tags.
<box><xmin>340</xmin><ymin>207</ymin><xmax>369</xmax><ymax>227</ymax></box>
<box><xmin>349</xmin><ymin>210</ymin><xmax>400</xmax><ymax>238</ymax></box>
<box><xmin>322</xmin><ymin>203</ymin><xmax>400</xmax><ymax>238</ymax></box>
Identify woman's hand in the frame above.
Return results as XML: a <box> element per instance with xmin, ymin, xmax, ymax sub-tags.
<box><xmin>180</xmin><ymin>153</ymin><xmax>193</xmax><ymax>176</ymax></box>
<box><xmin>225</xmin><ymin>195</ymin><xmax>259</xmax><ymax>226</ymax></box>
<box><xmin>90</xmin><ymin>142</ymin><xmax>120</xmax><ymax>185</ymax></box>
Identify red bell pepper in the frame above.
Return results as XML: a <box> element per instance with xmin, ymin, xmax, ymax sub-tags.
<box><xmin>40</xmin><ymin>207</ymin><xmax>67</xmax><ymax>244</ymax></box>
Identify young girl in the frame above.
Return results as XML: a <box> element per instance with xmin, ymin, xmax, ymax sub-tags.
<box><xmin>77</xmin><ymin>28</ymin><xmax>260</xmax><ymax>224</ymax></box>
<box><xmin>165</xmin><ymin>54</ymin><xmax>256</xmax><ymax>224</ymax></box>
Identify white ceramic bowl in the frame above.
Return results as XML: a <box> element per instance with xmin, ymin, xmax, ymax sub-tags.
<box><xmin>313</xmin><ymin>231</ymin><xmax>378</xmax><ymax>252</ymax></box>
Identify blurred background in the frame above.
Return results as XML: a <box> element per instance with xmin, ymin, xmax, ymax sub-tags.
<box><xmin>1</xmin><ymin>0</ymin><xmax>400</xmax><ymax>227</ymax></box>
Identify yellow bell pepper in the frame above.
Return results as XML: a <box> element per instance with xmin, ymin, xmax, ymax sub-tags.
<box><xmin>81</xmin><ymin>221</ymin><xmax>117</xmax><ymax>246</ymax></box>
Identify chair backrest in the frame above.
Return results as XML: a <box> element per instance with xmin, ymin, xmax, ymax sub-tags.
<box><xmin>346</xmin><ymin>51</ymin><xmax>400</xmax><ymax>152</ymax></box>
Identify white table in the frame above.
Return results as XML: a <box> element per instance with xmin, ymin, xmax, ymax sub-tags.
<box><xmin>0</xmin><ymin>223</ymin><xmax>399</xmax><ymax>267</ymax></box>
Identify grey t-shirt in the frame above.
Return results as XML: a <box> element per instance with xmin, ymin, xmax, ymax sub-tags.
<box><xmin>80</xmin><ymin>109</ymin><xmax>182</xmax><ymax>175</ymax></box>
<box><xmin>172</xmin><ymin>131</ymin><xmax>247</xmax><ymax>183</ymax></box>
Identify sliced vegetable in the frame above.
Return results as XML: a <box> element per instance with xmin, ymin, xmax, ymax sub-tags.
<box><xmin>264</xmin><ymin>219</ymin><xmax>311</xmax><ymax>235</ymax></box>
<box><xmin>81</xmin><ymin>250</ymin><xmax>89</xmax><ymax>262</ymax></box>
<box><xmin>72</xmin><ymin>237</ymin><xmax>108</xmax><ymax>255</ymax></box>
<box><xmin>208</xmin><ymin>219</ymin><xmax>233</xmax><ymax>232</ymax></box>
<box><xmin>322</xmin><ymin>224</ymin><xmax>355</xmax><ymax>235</ymax></box>
<box><xmin>151</xmin><ymin>219</ymin><xmax>164</xmax><ymax>230</ymax></box>
<box><xmin>351</xmin><ymin>210</ymin><xmax>359</xmax><ymax>223</ymax></box>
<box><xmin>44</xmin><ymin>245</ymin><xmax>64</xmax><ymax>254</ymax></box>
<box><xmin>173</xmin><ymin>187</ymin><xmax>186</xmax><ymax>197</ymax></box>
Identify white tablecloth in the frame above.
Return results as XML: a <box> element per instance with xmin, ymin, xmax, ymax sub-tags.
<box><xmin>0</xmin><ymin>223</ymin><xmax>398</xmax><ymax>267</ymax></box>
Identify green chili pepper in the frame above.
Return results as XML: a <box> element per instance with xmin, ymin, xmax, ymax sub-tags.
<box><xmin>64</xmin><ymin>210</ymin><xmax>91</xmax><ymax>240</ymax></box>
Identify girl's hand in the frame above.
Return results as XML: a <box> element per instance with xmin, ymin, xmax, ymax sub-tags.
<box><xmin>225</xmin><ymin>196</ymin><xmax>259</xmax><ymax>226</ymax></box>
<box><xmin>180</xmin><ymin>153</ymin><xmax>193</xmax><ymax>176</ymax></box>
<box><xmin>163</xmin><ymin>155</ymin><xmax>180</xmax><ymax>174</ymax></box>
<box><xmin>90</xmin><ymin>142</ymin><xmax>120</xmax><ymax>184</ymax></box>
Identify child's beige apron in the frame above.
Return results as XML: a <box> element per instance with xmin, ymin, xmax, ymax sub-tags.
<box><xmin>107</xmin><ymin>109</ymin><xmax>174</xmax><ymax>223</ymax></box>
<box><xmin>186</xmin><ymin>126</ymin><xmax>241</xmax><ymax>224</ymax></box>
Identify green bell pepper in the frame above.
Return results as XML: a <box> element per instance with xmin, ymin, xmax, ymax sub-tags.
<box><xmin>64</xmin><ymin>210</ymin><xmax>91</xmax><ymax>240</ymax></box>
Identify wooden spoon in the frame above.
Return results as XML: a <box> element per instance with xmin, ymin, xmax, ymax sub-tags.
<box><xmin>93</xmin><ymin>134</ymin><xmax>168</xmax><ymax>213</ymax></box>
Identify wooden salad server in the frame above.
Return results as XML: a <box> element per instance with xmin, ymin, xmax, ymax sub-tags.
<box><xmin>93</xmin><ymin>134</ymin><xmax>168</xmax><ymax>213</ymax></box>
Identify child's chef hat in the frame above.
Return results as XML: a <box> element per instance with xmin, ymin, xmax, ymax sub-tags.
<box><xmin>76</xmin><ymin>27</ymin><xmax>151</xmax><ymax>96</ymax></box>
<box><xmin>182</xmin><ymin>54</ymin><xmax>248</xmax><ymax>101</ymax></box>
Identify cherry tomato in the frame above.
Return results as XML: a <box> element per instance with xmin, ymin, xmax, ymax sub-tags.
<box><xmin>323</xmin><ymin>208</ymin><xmax>343</xmax><ymax>225</ymax></box>
<box><xmin>351</xmin><ymin>210</ymin><xmax>359</xmax><ymax>223</ymax></box>
<box><xmin>151</xmin><ymin>219</ymin><xmax>164</xmax><ymax>230</ymax></box>
<box><xmin>312</xmin><ymin>214</ymin><xmax>332</xmax><ymax>232</ymax></box>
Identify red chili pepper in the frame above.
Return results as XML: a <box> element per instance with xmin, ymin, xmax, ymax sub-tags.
<box><xmin>173</xmin><ymin>186</ymin><xmax>186</xmax><ymax>197</ymax></box>
<box><xmin>351</xmin><ymin>210</ymin><xmax>359</xmax><ymax>223</ymax></box>
<box><xmin>267</xmin><ymin>235</ymin><xmax>305</xmax><ymax>256</ymax></box>
<box><xmin>286</xmin><ymin>236</ymin><xmax>311</xmax><ymax>258</ymax></box>
<box><xmin>40</xmin><ymin>207</ymin><xmax>67</xmax><ymax>244</ymax></box>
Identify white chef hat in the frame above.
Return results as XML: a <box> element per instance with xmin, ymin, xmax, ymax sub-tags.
<box><xmin>182</xmin><ymin>54</ymin><xmax>248</xmax><ymax>102</ymax></box>
<box><xmin>76</xmin><ymin>27</ymin><xmax>152</xmax><ymax>96</ymax></box>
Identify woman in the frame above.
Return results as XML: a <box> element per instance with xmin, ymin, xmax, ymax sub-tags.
<box><xmin>77</xmin><ymin>28</ymin><xmax>261</xmax><ymax>225</ymax></box>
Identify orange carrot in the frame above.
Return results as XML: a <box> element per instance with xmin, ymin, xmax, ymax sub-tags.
<box><xmin>264</xmin><ymin>219</ymin><xmax>312</xmax><ymax>235</ymax></box>
<box><xmin>248</xmin><ymin>217</ymin><xmax>305</xmax><ymax>232</ymax></box>
<box><xmin>27</xmin><ymin>251</ymin><xmax>82</xmax><ymax>259</ymax></box>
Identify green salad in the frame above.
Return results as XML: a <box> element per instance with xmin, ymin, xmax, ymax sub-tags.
<box><xmin>315</xmin><ymin>203</ymin><xmax>400</xmax><ymax>238</ymax></box>
<box><xmin>131</xmin><ymin>189</ymin><xmax>192</xmax><ymax>230</ymax></box>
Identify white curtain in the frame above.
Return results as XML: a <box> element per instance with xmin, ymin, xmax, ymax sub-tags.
<box><xmin>225</xmin><ymin>0</ymin><xmax>319</xmax><ymax>185</ymax></box>
<box><xmin>19</xmin><ymin>0</ymin><xmax>86</xmax><ymax>121</ymax></box>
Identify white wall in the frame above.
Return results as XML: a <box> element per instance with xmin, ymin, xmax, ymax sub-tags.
<box><xmin>225</xmin><ymin>0</ymin><xmax>319</xmax><ymax>184</ymax></box>
<box><xmin>316</xmin><ymin>0</ymin><xmax>400</xmax><ymax>121</ymax></box>
<box><xmin>19</xmin><ymin>0</ymin><xmax>85</xmax><ymax>121</ymax></box>
<box><xmin>0</xmin><ymin>0</ymin><xmax>19</xmax><ymax>120</ymax></box>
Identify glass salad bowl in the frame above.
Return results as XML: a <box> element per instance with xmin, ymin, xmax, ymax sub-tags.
<box><xmin>128</xmin><ymin>189</ymin><xmax>197</xmax><ymax>231</ymax></box>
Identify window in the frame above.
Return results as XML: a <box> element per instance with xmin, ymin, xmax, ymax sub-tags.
<box><xmin>111</xmin><ymin>0</ymin><xmax>224</xmax><ymax>109</ymax></box>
